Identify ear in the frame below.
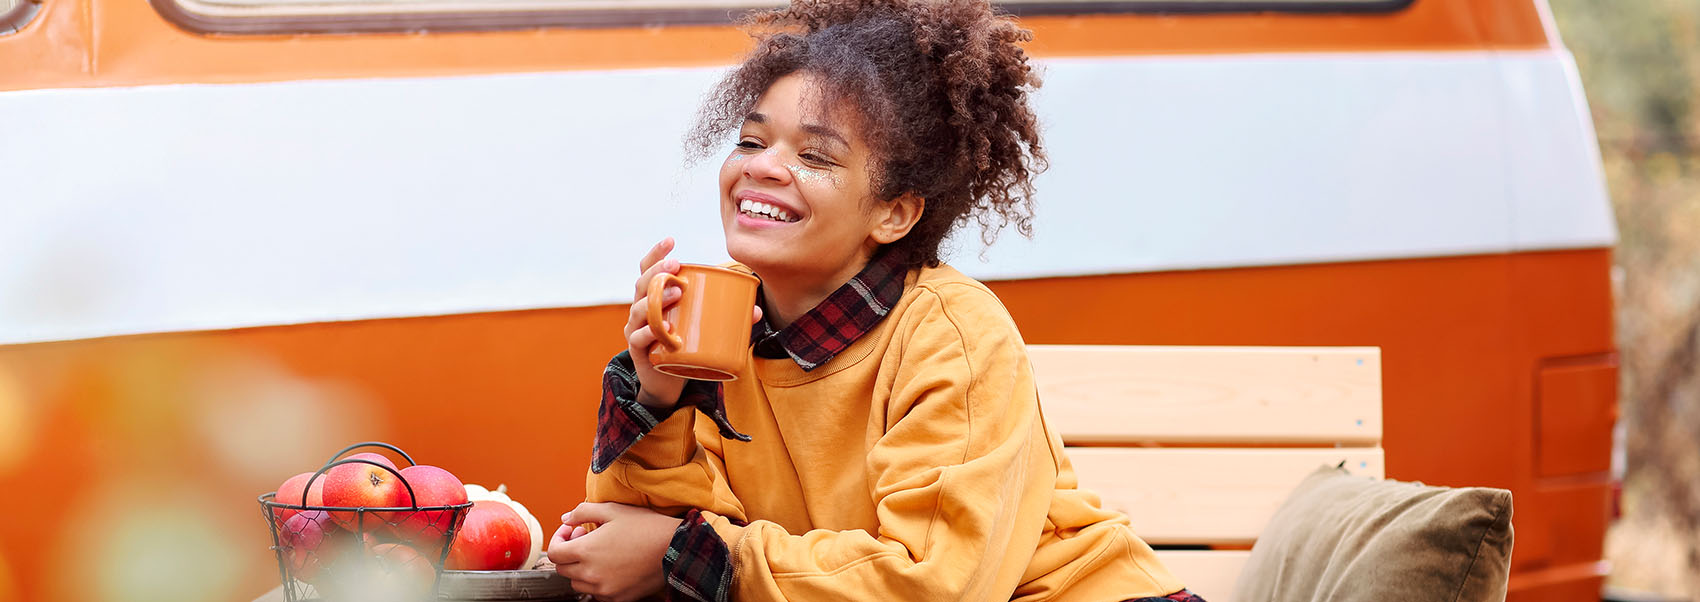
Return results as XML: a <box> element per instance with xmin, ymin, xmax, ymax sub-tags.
<box><xmin>870</xmin><ymin>193</ymin><xmax>925</xmax><ymax>245</ymax></box>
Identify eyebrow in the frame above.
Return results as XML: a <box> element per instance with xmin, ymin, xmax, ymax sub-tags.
<box><xmin>802</xmin><ymin>124</ymin><xmax>850</xmax><ymax>150</ymax></box>
<box><xmin>743</xmin><ymin>112</ymin><xmax>851</xmax><ymax>150</ymax></box>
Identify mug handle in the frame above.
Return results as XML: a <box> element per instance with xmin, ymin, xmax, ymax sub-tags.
<box><xmin>646</xmin><ymin>273</ymin><xmax>688</xmax><ymax>351</ymax></box>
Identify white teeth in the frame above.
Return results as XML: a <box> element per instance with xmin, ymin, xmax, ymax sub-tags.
<box><xmin>738</xmin><ymin>199</ymin><xmax>796</xmax><ymax>222</ymax></box>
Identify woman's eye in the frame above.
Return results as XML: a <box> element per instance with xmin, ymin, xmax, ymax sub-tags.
<box><xmin>736</xmin><ymin>140</ymin><xmax>764</xmax><ymax>150</ymax></box>
<box><xmin>800</xmin><ymin>152</ymin><xmax>835</xmax><ymax>167</ymax></box>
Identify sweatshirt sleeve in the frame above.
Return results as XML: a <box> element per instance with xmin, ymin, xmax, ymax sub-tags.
<box><xmin>585</xmin><ymin>351</ymin><xmax>749</xmax><ymax>520</ymax></box>
<box><xmin>701</xmin><ymin>286</ymin><xmax>1052</xmax><ymax>601</ymax></box>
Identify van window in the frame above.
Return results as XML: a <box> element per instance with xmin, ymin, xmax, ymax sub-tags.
<box><xmin>154</xmin><ymin>0</ymin><xmax>1409</xmax><ymax>35</ymax></box>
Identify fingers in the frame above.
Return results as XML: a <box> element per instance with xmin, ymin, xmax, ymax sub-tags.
<box><xmin>553</xmin><ymin>532</ymin><xmax>608</xmax><ymax>594</ymax></box>
<box><xmin>625</xmin><ymin>287</ymin><xmax>680</xmax><ymax>333</ymax></box>
<box><xmin>634</xmin><ymin>240</ymin><xmax>681</xmax><ymax>302</ymax></box>
<box><xmin>555</xmin><ymin>512</ymin><xmax>597</xmax><ymax>539</ymax></box>
<box><xmin>547</xmin><ymin>530</ymin><xmax>580</xmax><ymax>566</ymax></box>
<box><xmin>550</xmin><ymin>523</ymin><xmax>572</xmax><ymax>546</ymax></box>
<box><xmin>630</xmin><ymin>319</ymin><xmax>678</xmax><ymax>355</ymax></box>
<box><xmin>634</xmin><ymin>258</ymin><xmax>681</xmax><ymax>302</ymax></box>
<box><xmin>547</xmin><ymin>520</ymin><xmax>603</xmax><ymax>594</ymax></box>
<box><xmin>564</xmin><ymin>502</ymin><xmax>612</xmax><ymax>526</ymax></box>
<box><xmin>752</xmin><ymin>303</ymin><xmax>763</xmax><ymax>324</ymax></box>
<box><xmin>561</xmin><ymin>562</ymin><xmax>601</xmax><ymax>597</ymax></box>
<box><xmin>637</xmin><ymin>237</ymin><xmax>674</xmax><ymax>274</ymax></box>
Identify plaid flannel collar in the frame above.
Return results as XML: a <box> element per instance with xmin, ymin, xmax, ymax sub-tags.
<box><xmin>750</xmin><ymin>249</ymin><xmax>908</xmax><ymax>371</ymax></box>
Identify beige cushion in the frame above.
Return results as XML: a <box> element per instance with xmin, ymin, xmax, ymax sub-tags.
<box><xmin>1231</xmin><ymin>466</ymin><xmax>1514</xmax><ymax>602</ymax></box>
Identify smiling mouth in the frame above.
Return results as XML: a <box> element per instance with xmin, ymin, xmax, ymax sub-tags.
<box><xmin>738</xmin><ymin>199</ymin><xmax>800</xmax><ymax>223</ymax></box>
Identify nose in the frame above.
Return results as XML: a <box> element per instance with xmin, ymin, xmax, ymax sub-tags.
<box><xmin>743</xmin><ymin>148</ymin><xmax>792</xmax><ymax>185</ymax></box>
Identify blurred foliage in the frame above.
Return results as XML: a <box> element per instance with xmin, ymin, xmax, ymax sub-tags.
<box><xmin>1548</xmin><ymin>0</ymin><xmax>1700</xmax><ymax>596</ymax></box>
<box><xmin>1551</xmin><ymin>0</ymin><xmax>1699</xmax><ymax>151</ymax></box>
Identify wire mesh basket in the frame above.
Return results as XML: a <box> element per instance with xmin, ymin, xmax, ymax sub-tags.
<box><xmin>260</xmin><ymin>442</ymin><xmax>473</xmax><ymax>602</ymax></box>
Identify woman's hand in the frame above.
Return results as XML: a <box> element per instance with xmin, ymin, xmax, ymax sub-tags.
<box><xmin>624</xmin><ymin>238</ymin><xmax>689</xmax><ymax>409</ymax></box>
<box><xmin>548</xmin><ymin>502</ymin><xmax>683</xmax><ymax>602</ymax></box>
<box><xmin>622</xmin><ymin>237</ymin><xmax>763</xmax><ymax>410</ymax></box>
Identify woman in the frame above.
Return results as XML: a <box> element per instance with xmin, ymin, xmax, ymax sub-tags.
<box><xmin>547</xmin><ymin>0</ymin><xmax>1201</xmax><ymax>600</ymax></box>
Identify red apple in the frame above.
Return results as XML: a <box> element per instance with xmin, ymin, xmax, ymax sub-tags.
<box><xmin>322</xmin><ymin>457</ymin><xmax>409</xmax><ymax>532</ymax></box>
<box><xmin>341</xmin><ymin>452</ymin><xmax>398</xmax><ymax>471</ymax></box>
<box><xmin>390</xmin><ymin>465</ymin><xmax>468</xmax><ymax>557</ymax></box>
<box><xmin>279</xmin><ymin>510</ymin><xmax>343</xmax><ymax>583</ymax></box>
<box><xmin>273</xmin><ymin>471</ymin><xmax>328</xmax><ymax>524</ymax></box>
<box><xmin>445</xmin><ymin>501</ymin><xmax>530</xmax><ymax>571</ymax></box>
<box><xmin>360</xmin><ymin>528</ymin><xmax>398</xmax><ymax>549</ymax></box>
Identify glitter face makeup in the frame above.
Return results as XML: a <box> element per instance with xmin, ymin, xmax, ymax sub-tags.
<box><xmin>786</xmin><ymin>163</ymin><xmax>843</xmax><ymax>188</ymax></box>
<box><xmin>718</xmin><ymin>73</ymin><xmax>894</xmax><ymax>290</ymax></box>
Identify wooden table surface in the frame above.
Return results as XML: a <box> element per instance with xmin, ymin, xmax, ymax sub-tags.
<box><xmin>254</xmin><ymin>569</ymin><xmax>580</xmax><ymax>602</ymax></box>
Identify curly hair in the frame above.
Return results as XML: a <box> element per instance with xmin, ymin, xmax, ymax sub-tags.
<box><xmin>687</xmin><ymin>0</ymin><xmax>1046</xmax><ymax>269</ymax></box>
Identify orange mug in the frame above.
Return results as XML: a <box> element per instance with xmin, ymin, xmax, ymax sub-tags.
<box><xmin>646</xmin><ymin>264</ymin><xmax>760</xmax><ymax>381</ymax></box>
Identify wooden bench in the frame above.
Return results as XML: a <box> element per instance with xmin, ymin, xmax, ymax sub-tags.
<box><xmin>1028</xmin><ymin>345</ymin><xmax>1383</xmax><ymax>602</ymax></box>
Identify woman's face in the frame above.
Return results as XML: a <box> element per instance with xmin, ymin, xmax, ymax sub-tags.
<box><xmin>719</xmin><ymin>73</ymin><xmax>891</xmax><ymax>288</ymax></box>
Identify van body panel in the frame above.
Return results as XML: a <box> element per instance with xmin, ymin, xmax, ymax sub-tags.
<box><xmin>0</xmin><ymin>50</ymin><xmax>1611</xmax><ymax>344</ymax></box>
<box><xmin>0</xmin><ymin>249</ymin><xmax>1614</xmax><ymax>601</ymax></box>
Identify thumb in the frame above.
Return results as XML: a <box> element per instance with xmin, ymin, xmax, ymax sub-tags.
<box><xmin>564</xmin><ymin>502</ymin><xmax>614</xmax><ymax>526</ymax></box>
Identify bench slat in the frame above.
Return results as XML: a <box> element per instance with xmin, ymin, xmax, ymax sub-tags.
<box><xmin>1154</xmin><ymin>550</ymin><xmax>1250</xmax><ymax>602</ymax></box>
<box><xmin>1068</xmin><ymin>447</ymin><xmax>1385</xmax><ymax>545</ymax></box>
<box><xmin>1031</xmin><ymin>345</ymin><xmax>1382</xmax><ymax>445</ymax></box>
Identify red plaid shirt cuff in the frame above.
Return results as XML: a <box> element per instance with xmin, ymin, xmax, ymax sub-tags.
<box><xmin>591</xmin><ymin>351</ymin><xmax>748</xmax><ymax>473</ymax></box>
<box><xmin>663</xmin><ymin>509</ymin><xmax>734</xmax><ymax>602</ymax></box>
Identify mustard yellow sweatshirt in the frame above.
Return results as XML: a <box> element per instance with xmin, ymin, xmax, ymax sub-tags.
<box><xmin>586</xmin><ymin>265</ymin><xmax>1185</xmax><ymax>601</ymax></box>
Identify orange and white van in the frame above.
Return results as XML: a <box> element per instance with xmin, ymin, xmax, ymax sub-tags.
<box><xmin>0</xmin><ymin>0</ymin><xmax>1615</xmax><ymax>600</ymax></box>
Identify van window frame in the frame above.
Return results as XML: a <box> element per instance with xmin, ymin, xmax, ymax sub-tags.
<box><xmin>150</xmin><ymin>0</ymin><xmax>1415</xmax><ymax>36</ymax></box>
<box><xmin>1003</xmin><ymin>0</ymin><xmax>1412</xmax><ymax>16</ymax></box>
<box><xmin>2</xmin><ymin>0</ymin><xmax>41</xmax><ymax>35</ymax></box>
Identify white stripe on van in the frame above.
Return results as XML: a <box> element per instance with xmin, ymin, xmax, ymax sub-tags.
<box><xmin>0</xmin><ymin>49</ymin><xmax>1612</xmax><ymax>344</ymax></box>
